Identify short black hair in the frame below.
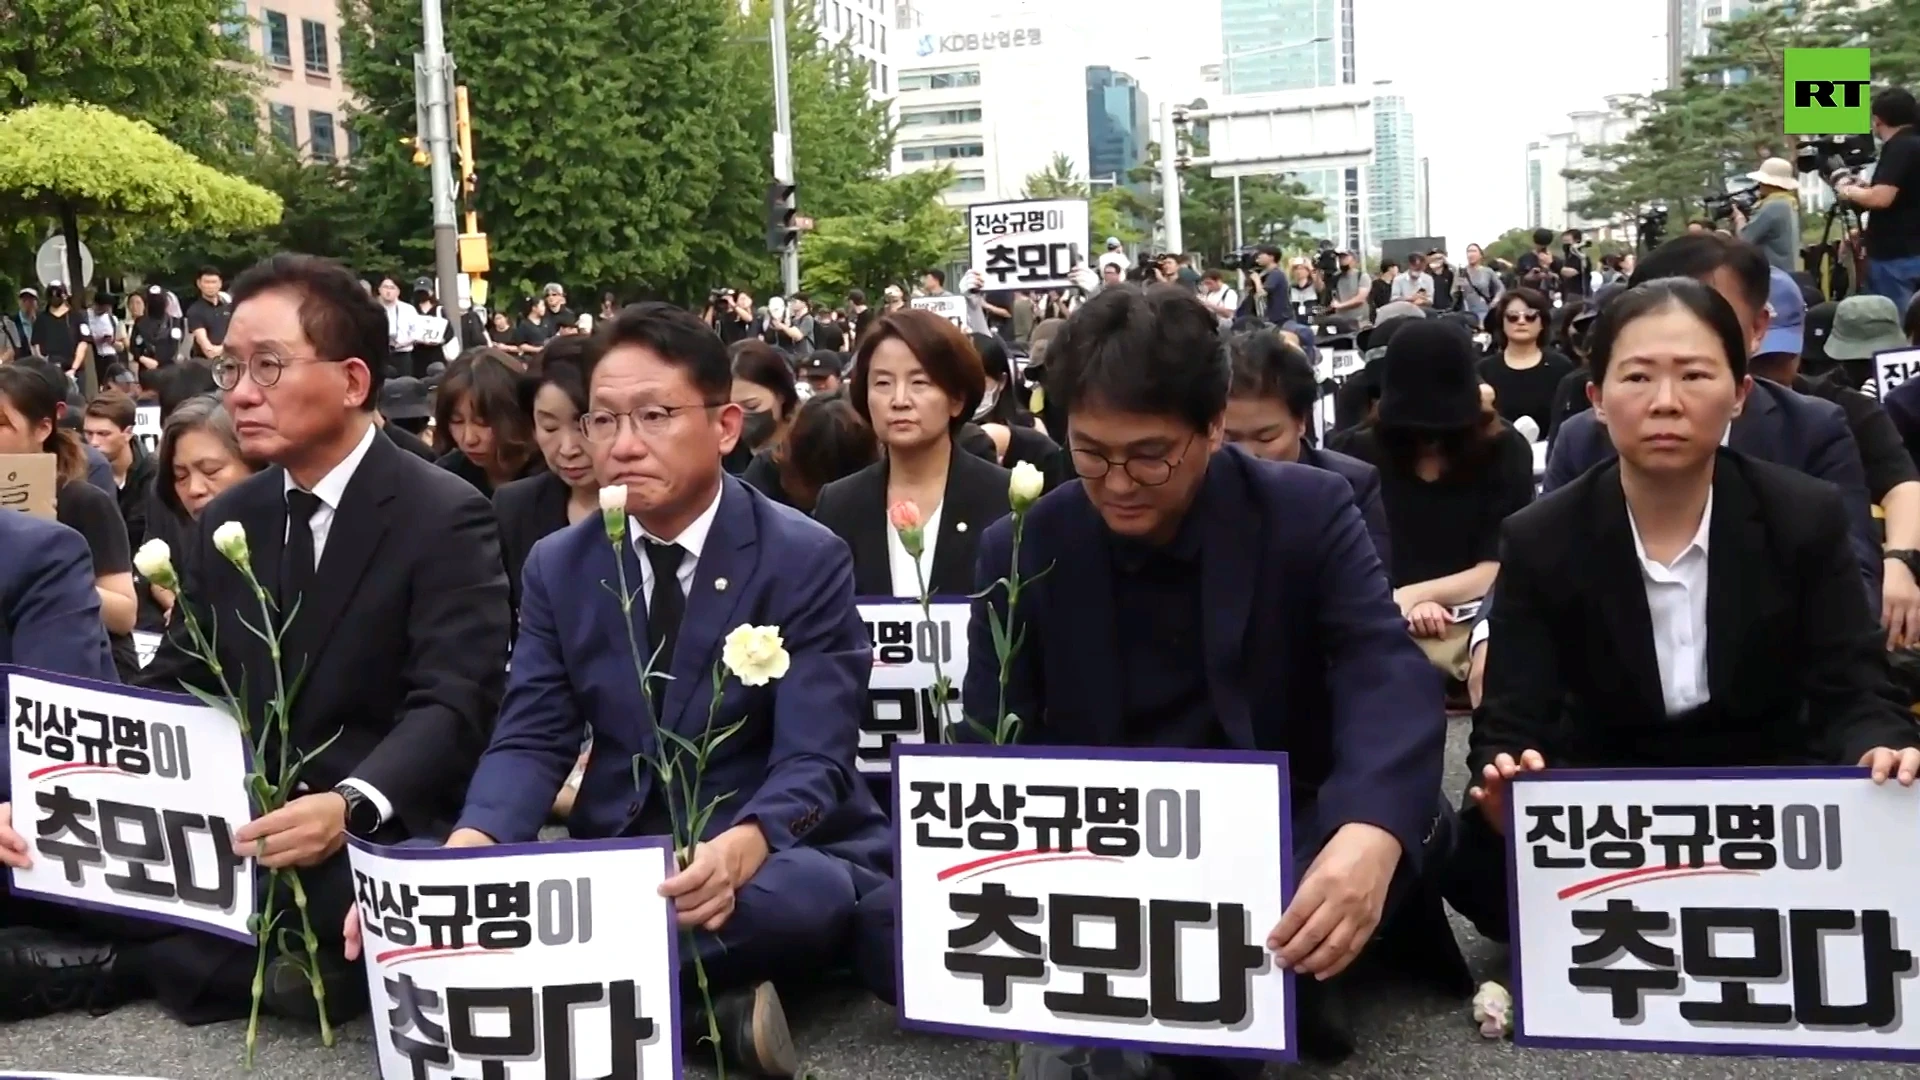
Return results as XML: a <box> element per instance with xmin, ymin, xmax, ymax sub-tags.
<box><xmin>728</xmin><ymin>338</ymin><xmax>801</xmax><ymax>419</ymax></box>
<box><xmin>1588</xmin><ymin>277</ymin><xmax>1749</xmax><ymax>384</ymax></box>
<box><xmin>1531</xmin><ymin>228</ymin><xmax>1553</xmax><ymax>248</ymax></box>
<box><xmin>922</xmin><ymin>268</ymin><xmax>946</xmax><ymax>288</ymax></box>
<box><xmin>1228</xmin><ymin>331</ymin><xmax>1317</xmax><ymax>422</ymax></box>
<box><xmin>1378</xmin><ymin>258</ymin><xmax>1398</xmax><ymax>273</ymax></box>
<box><xmin>197</xmin><ymin>266</ymin><xmax>222</xmax><ymax>280</ymax></box>
<box><xmin>1873</xmin><ymin>86</ymin><xmax>1920</xmax><ymax>129</ymax></box>
<box><xmin>229</xmin><ymin>253</ymin><xmax>387</xmax><ymax>410</ymax></box>
<box><xmin>584</xmin><ymin>300</ymin><xmax>732</xmax><ymax>402</ymax></box>
<box><xmin>1046</xmin><ymin>284</ymin><xmax>1229</xmax><ymax>433</ymax></box>
<box><xmin>1628</xmin><ymin>233</ymin><xmax>1770</xmax><ymax>317</ymax></box>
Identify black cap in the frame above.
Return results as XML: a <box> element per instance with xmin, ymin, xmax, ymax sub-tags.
<box><xmin>413</xmin><ymin>276</ymin><xmax>434</xmax><ymax>295</ymax></box>
<box><xmin>380</xmin><ymin>376</ymin><xmax>432</xmax><ymax>420</ymax></box>
<box><xmin>799</xmin><ymin>352</ymin><xmax>842</xmax><ymax>375</ymax></box>
<box><xmin>1378</xmin><ymin>321</ymin><xmax>1483</xmax><ymax>431</ymax></box>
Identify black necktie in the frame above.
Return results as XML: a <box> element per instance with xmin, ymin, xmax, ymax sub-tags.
<box><xmin>643</xmin><ymin>540</ymin><xmax>687</xmax><ymax>690</ymax></box>
<box><xmin>282</xmin><ymin>489</ymin><xmax>321</xmax><ymax>614</ymax></box>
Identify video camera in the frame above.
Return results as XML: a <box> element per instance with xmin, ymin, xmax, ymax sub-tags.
<box><xmin>1702</xmin><ymin>184</ymin><xmax>1760</xmax><ymax>225</ymax></box>
<box><xmin>1233</xmin><ymin>247</ymin><xmax>1263</xmax><ymax>273</ymax></box>
<box><xmin>1637</xmin><ymin>203</ymin><xmax>1670</xmax><ymax>251</ymax></box>
<box><xmin>1797</xmin><ymin>133</ymin><xmax>1877</xmax><ymax>185</ymax></box>
<box><xmin>1313</xmin><ymin>239</ymin><xmax>1339</xmax><ymax>279</ymax></box>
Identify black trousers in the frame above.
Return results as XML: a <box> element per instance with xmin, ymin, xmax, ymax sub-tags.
<box><xmin>0</xmin><ymin>850</ymin><xmax>357</xmax><ymax>1025</ymax></box>
<box><xmin>1441</xmin><ymin>801</ymin><xmax>1514</xmax><ymax>946</ymax></box>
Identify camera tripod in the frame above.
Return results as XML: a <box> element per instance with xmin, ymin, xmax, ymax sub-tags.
<box><xmin>1807</xmin><ymin>198</ymin><xmax>1863</xmax><ymax>301</ymax></box>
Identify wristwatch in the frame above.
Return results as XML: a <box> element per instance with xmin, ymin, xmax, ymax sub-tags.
<box><xmin>1886</xmin><ymin>549</ymin><xmax>1920</xmax><ymax>579</ymax></box>
<box><xmin>334</xmin><ymin>783</ymin><xmax>382</xmax><ymax>838</ymax></box>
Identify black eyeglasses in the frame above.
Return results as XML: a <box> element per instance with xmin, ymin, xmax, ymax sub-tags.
<box><xmin>579</xmin><ymin>402</ymin><xmax>726</xmax><ymax>443</ymax></box>
<box><xmin>211</xmin><ymin>353</ymin><xmax>331</xmax><ymax>390</ymax></box>
<box><xmin>1505</xmin><ymin>310</ymin><xmax>1542</xmax><ymax>324</ymax></box>
<box><xmin>1069</xmin><ymin>433</ymin><xmax>1199</xmax><ymax>488</ymax></box>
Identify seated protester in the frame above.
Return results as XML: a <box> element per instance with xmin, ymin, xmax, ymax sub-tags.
<box><xmin>726</xmin><ymin>339</ymin><xmax>801</xmax><ymax>476</ymax></box>
<box><xmin>433</xmin><ymin>347</ymin><xmax>543</xmax><ymax>498</ymax></box>
<box><xmin>1330</xmin><ymin>304</ymin><xmax>1424</xmax><ymax>433</ymax></box>
<box><xmin>361</xmin><ymin>303</ymin><xmax>895</xmax><ymax>1076</ymax></box>
<box><xmin>1749</xmin><ymin>269</ymin><xmax>1920</xmax><ymax>646</ymax></box>
<box><xmin>494</xmin><ymin>337</ymin><xmax>599</xmax><ymax>616</ymax></box>
<box><xmin>955</xmin><ymin>285</ymin><xmax>1467</xmax><ymax>1071</ymax></box>
<box><xmin>1224</xmin><ymin>330</ymin><xmax>1394</xmax><ymax>568</ymax></box>
<box><xmin>374</xmin><ymin>376</ymin><xmax>438</xmax><ymax>461</ymax></box>
<box><xmin>748</xmin><ymin>390</ymin><xmax>878</xmax><ymax>512</ymax></box>
<box><xmin>142</xmin><ymin>398</ymin><xmax>261</xmax><ymax>622</ymax></box>
<box><xmin>1821</xmin><ymin>293</ymin><xmax>1907</xmax><ymax>393</ymax></box>
<box><xmin>81</xmin><ymin>390</ymin><xmax>157</xmax><ymax>549</ymax></box>
<box><xmin>1477</xmin><ymin>287</ymin><xmax>1573</xmax><ymax>435</ymax></box>
<box><xmin>814</xmin><ymin>310</ymin><xmax>1011</xmax><ymax>598</ymax></box>
<box><xmin>1448</xmin><ymin>278</ymin><xmax>1920</xmax><ymax>945</ymax></box>
<box><xmin>1544</xmin><ymin>296</ymin><xmax>1606</xmax><ymax>446</ymax></box>
<box><xmin>1329</xmin><ymin>321</ymin><xmax>1534</xmax><ymax>682</ymax></box>
<box><xmin>1542</xmin><ymin>235</ymin><xmax>1880</xmax><ymax>590</ymax></box>
<box><xmin>12</xmin><ymin>357</ymin><xmax>116</xmax><ymax>496</ymax></box>
<box><xmin>0</xmin><ymin>367</ymin><xmax>139</xmax><ymax>678</ymax></box>
<box><xmin>969</xmin><ymin>332</ymin><xmax>1058</xmax><ymax>475</ymax></box>
<box><xmin>796</xmin><ymin>350</ymin><xmax>843</xmax><ymax>396</ymax></box>
<box><xmin>1474</xmin><ymin>237</ymin><xmax>1889</xmax><ymax>702</ymax></box>
<box><xmin>135</xmin><ymin>255</ymin><xmax>511</xmax><ymax>1027</ymax></box>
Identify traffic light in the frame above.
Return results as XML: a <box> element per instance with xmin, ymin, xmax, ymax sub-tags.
<box><xmin>765</xmin><ymin>182</ymin><xmax>798</xmax><ymax>253</ymax></box>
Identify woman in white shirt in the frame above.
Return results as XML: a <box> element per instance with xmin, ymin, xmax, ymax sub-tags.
<box><xmin>813</xmin><ymin>309</ymin><xmax>1013</xmax><ymax>598</ymax></box>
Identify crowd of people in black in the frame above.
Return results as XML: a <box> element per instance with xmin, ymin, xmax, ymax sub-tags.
<box><xmin>0</xmin><ymin>220</ymin><xmax>1919</xmax><ymax>1080</ymax></box>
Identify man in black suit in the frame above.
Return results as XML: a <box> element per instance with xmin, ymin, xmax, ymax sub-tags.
<box><xmin>2</xmin><ymin>254</ymin><xmax>512</xmax><ymax>1025</ymax></box>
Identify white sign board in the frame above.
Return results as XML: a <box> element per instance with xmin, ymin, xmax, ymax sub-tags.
<box><xmin>350</xmin><ymin>836</ymin><xmax>682</xmax><ymax>1080</ymax></box>
<box><xmin>1197</xmin><ymin>87</ymin><xmax>1377</xmax><ymax>176</ymax></box>
<box><xmin>131</xmin><ymin>632</ymin><xmax>162</xmax><ymax>669</ymax></box>
<box><xmin>132</xmin><ymin>406</ymin><xmax>161</xmax><ymax>455</ymax></box>
<box><xmin>894</xmin><ymin>745</ymin><xmax>1296</xmax><ymax>1063</ymax></box>
<box><xmin>1870</xmin><ymin>346</ymin><xmax>1920</xmax><ymax>400</ymax></box>
<box><xmin>911</xmin><ymin>295</ymin><xmax>968</xmax><ymax>330</ymax></box>
<box><xmin>3</xmin><ymin>667</ymin><xmax>254</xmax><ymax>942</ymax></box>
<box><xmin>968</xmin><ymin>199</ymin><xmax>1089</xmax><ymax>293</ymax></box>
<box><xmin>1510</xmin><ymin>768</ymin><xmax>1920</xmax><ymax>1062</ymax></box>
<box><xmin>855</xmin><ymin>598</ymin><xmax>970</xmax><ymax>774</ymax></box>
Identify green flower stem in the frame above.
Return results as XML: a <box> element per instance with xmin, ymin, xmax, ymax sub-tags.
<box><xmin>286</xmin><ymin>870</ymin><xmax>334</xmax><ymax>1046</ymax></box>
<box><xmin>993</xmin><ymin>510</ymin><xmax>1030</xmax><ymax>745</ymax></box>
<box><xmin>244</xmin><ymin>871</ymin><xmax>281</xmax><ymax>1070</ymax></box>
<box><xmin>907</xmin><ymin>557</ymin><xmax>956</xmax><ymax>744</ymax></box>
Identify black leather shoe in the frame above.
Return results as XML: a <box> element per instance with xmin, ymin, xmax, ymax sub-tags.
<box><xmin>1295</xmin><ymin>975</ymin><xmax>1356</xmax><ymax>1064</ymax></box>
<box><xmin>0</xmin><ymin>926</ymin><xmax>139</xmax><ymax>1019</ymax></box>
<box><xmin>685</xmin><ymin>981</ymin><xmax>797</xmax><ymax>1077</ymax></box>
<box><xmin>261</xmin><ymin>949</ymin><xmax>369</xmax><ymax>1025</ymax></box>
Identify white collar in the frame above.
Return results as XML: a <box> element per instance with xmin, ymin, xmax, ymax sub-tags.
<box><xmin>631</xmin><ymin>479</ymin><xmax>724</xmax><ymax>561</ymax></box>
<box><xmin>1626</xmin><ymin>488</ymin><xmax>1713</xmax><ymax>569</ymax></box>
<box><xmin>284</xmin><ymin>421</ymin><xmax>377</xmax><ymax>511</ymax></box>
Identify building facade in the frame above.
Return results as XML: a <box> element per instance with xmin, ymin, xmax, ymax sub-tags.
<box><xmin>1086</xmin><ymin>66</ymin><xmax>1150</xmax><ymax>185</ymax></box>
<box><xmin>811</xmin><ymin>0</ymin><xmax>894</xmax><ymax>95</ymax></box>
<box><xmin>1219</xmin><ymin>0</ymin><xmax>1364</xmax><ymax>252</ymax></box>
<box><xmin>234</xmin><ymin>0</ymin><xmax>355</xmax><ymax>162</ymax></box>
<box><xmin>888</xmin><ymin>11</ymin><xmax>1089</xmax><ymax>206</ymax></box>
<box><xmin>1367</xmin><ymin>90</ymin><xmax>1417</xmax><ymax>249</ymax></box>
<box><xmin>1524</xmin><ymin>100</ymin><xmax>1638</xmax><ymax>235</ymax></box>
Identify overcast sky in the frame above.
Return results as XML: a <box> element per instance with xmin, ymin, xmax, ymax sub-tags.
<box><xmin>1048</xmin><ymin>0</ymin><xmax>1673</xmax><ymax>248</ymax></box>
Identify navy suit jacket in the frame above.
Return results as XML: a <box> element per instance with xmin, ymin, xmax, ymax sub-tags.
<box><xmin>459</xmin><ymin>475</ymin><xmax>890</xmax><ymax>872</ymax></box>
<box><xmin>0</xmin><ymin>512</ymin><xmax>116</xmax><ymax>800</ymax></box>
<box><xmin>1300</xmin><ymin>443</ymin><xmax>1392</xmax><ymax>574</ymax></box>
<box><xmin>1543</xmin><ymin>378</ymin><xmax>1880</xmax><ymax>590</ymax></box>
<box><xmin>965</xmin><ymin>445</ymin><xmax>1448</xmax><ymax>867</ymax></box>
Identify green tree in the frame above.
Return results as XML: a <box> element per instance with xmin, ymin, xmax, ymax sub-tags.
<box><xmin>148</xmin><ymin>149</ymin><xmax>391</xmax><ymax>281</ymax></box>
<box><xmin>0</xmin><ymin>105</ymin><xmax>281</xmax><ymax>294</ymax></box>
<box><xmin>1482</xmin><ymin>227</ymin><xmax>1541</xmax><ymax>265</ymax></box>
<box><xmin>1567</xmin><ymin>0</ymin><xmax>1870</xmax><ymax>225</ymax></box>
<box><xmin>1121</xmin><ymin>141</ymin><xmax>1324</xmax><ymax>267</ymax></box>
<box><xmin>800</xmin><ymin>168</ymin><xmax>963</xmax><ymax>304</ymax></box>
<box><xmin>1021</xmin><ymin>153</ymin><xmax>1085</xmax><ymax>199</ymax></box>
<box><xmin>1019</xmin><ymin>153</ymin><xmax>1146</xmax><ymax>253</ymax></box>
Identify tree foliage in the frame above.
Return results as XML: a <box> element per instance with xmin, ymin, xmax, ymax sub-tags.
<box><xmin>149</xmin><ymin>150</ymin><xmax>391</xmax><ymax>281</ymax></box>
<box><xmin>338</xmin><ymin>0</ymin><xmax>896</xmax><ymax>304</ymax></box>
<box><xmin>1020</xmin><ymin>152</ymin><xmax>1147</xmax><ymax>252</ymax></box>
<box><xmin>1566</xmin><ymin>0</ymin><xmax>1919</xmax><ymax>225</ymax></box>
<box><xmin>800</xmin><ymin>168</ymin><xmax>964</xmax><ymax>305</ymax></box>
<box><xmin>1114</xmin><ymin>140</ymin><xmax>1325</xmax><ymax>267</ymax></box>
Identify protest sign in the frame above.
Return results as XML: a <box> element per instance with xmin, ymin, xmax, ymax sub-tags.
<box><xmin>0</xmin><ymin>454</ymin><xmax>56</xmax><ymax>519</ymax></box>
<box><xmin>133</xmin><ymin>405</ymin><xmax>161</xmax><ymax>455</ymax></box>
<box><xmin>1510</xmin><ymin>767</ymin><xmax>1920</xmax><ymax>1061</ymax></box>
<box><xmin>350</xmin><ymin>836</ymin><xmax>682</xmax><ymax>1080</ymax></box>
<box><xmin>1871</xmin><ymin>346</ymin><xmax>1920</xmax><ymax>399</ymax></box>
<box><xmin>895</xmin><ymin>745</ymin><xmax>1295</xmax><ymax>1061</ymax></box>
<box><xmin>855</xmin><ymin>598</ymin><xmax>970</xmax><ymax>774</ymax></box>
<box><xmin>911</xmin><ymin>294</ymin><xmax>968</xmax><ymax>329</ymax></box>
<box><xmin>3</xmin><ymin>666</ymin><xmax>253</xmax><ymax>942</ymax></box>
<box><xmin>131</xmin><ymin>632</ymin><xmax>162</xmax><ymax>670</ymax></box>
<box><xmin>968</xmin><ymin>199</ymin><xmax>1090</xmax><ymax>292</ymax></box>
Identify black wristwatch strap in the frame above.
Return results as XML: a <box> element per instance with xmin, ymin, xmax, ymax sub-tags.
<box><xmin>334</xmin><ymin>783</ymin><xmax>381</xmax><ymax>838</ymax></box>
<box><xmin>1887</xmin><ymin>549</ymin><xmax>1920</xmax><ymax>577</ymax></box>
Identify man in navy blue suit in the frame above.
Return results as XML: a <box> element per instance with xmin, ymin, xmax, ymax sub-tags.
<box><xmin>347</xmin><ymin>302</ymin><xmax>891</xmax><ymax>1078</ymax></box>
<box><xmin>975</xmin><ymin>286</ymin><xmax>1463</xmax><ymax>1077</ymax></box>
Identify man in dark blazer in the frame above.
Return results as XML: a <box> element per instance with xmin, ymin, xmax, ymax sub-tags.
<box><xmin>0</xmin><ymin>511</ymin><xmax>116</xmax><ymax>682</ymax></box>
<box><xmin>131</xmin><ymin>255</ymin><xmax>512</xmax><ymax>1025</ymax></box>
<box><xmin>966</xmin><ymin>287</ymin><xmax>1464</xmax><ymax>1076</ymax></box>
<box><xmin>1223</xmin><ymin>329</ymin><xmax>1393</xmax><ymax>569</ymax></box>
<box><xmin>1449</xmin><ymin>451</ymin><xmax>1920</xmax><ymax>942</ymax></box>
<box><xmin>377</xmin><ymin>303</ymin><xmax>891</xmax><ymax>1078</ymax></box>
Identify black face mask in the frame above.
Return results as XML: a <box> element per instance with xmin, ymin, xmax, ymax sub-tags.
<box><xmin>741</xmin><ymin>409</ymin><xmax>778</xmax><ymax>450</ymax></box>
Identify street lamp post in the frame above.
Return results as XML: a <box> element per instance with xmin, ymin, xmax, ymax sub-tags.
<box><xmin>1214</xmin><ymin>35</ymin><xmax>1332</xmax><ymax>252</ymax></box>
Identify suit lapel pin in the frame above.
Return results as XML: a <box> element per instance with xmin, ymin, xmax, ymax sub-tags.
<box><xmin>714</xmin><ymin>577</ymin><xmax>729</xmax><ymax>591</ymax></box>
<box><xmin>956</xmin><ymin>521</ymin><xmax>968</xmax><ymax>533</ymax></box>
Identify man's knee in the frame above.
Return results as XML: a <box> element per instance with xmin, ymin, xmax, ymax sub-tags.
<box><xmin>733</xmin><ymin>847</ymin><xmax>859</xmax><ymax>945</ymax></box>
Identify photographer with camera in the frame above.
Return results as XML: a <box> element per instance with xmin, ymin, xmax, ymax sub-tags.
<box><xmin>1236</xmin><ymin>244</ymin><xmax>1288</xmax><ymax>321</ymax></box>
<box><xmin>1327</xmin><ymin>249</ymin><xmax>1370</xmax><ymax>329</ymax></box>
<box><xmin>1836</xmin><ymin>87</ymin><xmax>1920</xmax><ymax>311</ymax></box>
<box><xmin>1558</xmin><ymin>230</ymin><xmax>1591</xmax><ymax>297</ymax></box>
<box><xmin>1514</xmin><ymin>229</ymin><xmax>1560</xmax><ymax>296</ymax></box>
<box><xmin>1730</xmin><ymin>157</ymin><xmax>1802</xmax><ymax>272</ymax></box>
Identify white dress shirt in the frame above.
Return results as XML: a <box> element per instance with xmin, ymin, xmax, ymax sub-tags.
<box><xmin>281</xmin><ymin>422</ymin><xmax>391</xmax><ymax>820</ymax></box>
<box><xmin>1626</xmin><ymin>494</ymin><xmax>1713</xmax><ymax>717</ymax></box>
<box><xmin>630</xmin><ymin>481</ymin><xmax>723</xmax><ymax>613</ymax></box>
<box><xmin>886</xmin><ymin>503</ymin><xmax>942</xmax><ymax>598</ymax></box>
